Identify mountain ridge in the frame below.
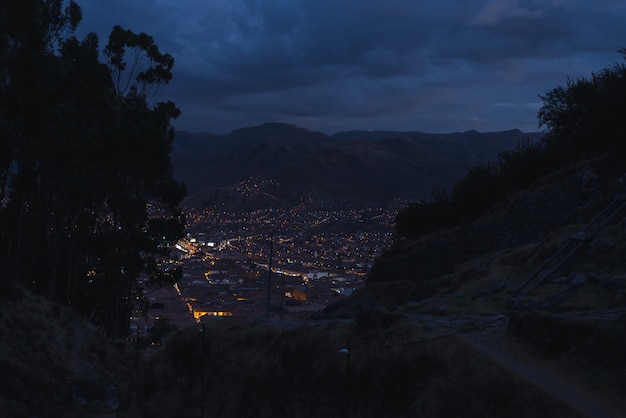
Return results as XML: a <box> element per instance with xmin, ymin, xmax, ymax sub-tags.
<box><xmin>172</xmin><ymin>123</ymin><xmax>544</xmax><ymax>209</ymax></box>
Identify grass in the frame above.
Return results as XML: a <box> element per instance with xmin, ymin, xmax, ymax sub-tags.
<box><xmin>0</xmin><ymin>288</ymin><xmax>134</xmax><ymax>417</ymax></box>
<box><xmin>133</xmin><ymin>317</ymin><xmax>585</xmax><ymax>418</ymax></box>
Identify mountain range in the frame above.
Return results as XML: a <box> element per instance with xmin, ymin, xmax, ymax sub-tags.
<box><xmin>172</xmin><ymin>122</ymin><xmax>544</xmax><ymax>209</ymax></box>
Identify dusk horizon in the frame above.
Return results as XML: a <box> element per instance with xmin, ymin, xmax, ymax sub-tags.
<box><xmin>75</xmin><ymin>0</ymin><xmax>626</xmax><ymax>135</ymax></box>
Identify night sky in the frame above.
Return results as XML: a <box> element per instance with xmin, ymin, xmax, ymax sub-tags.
<box><xmin>75</xmin><ymin>0</ymin><xmax>626</xmax><ymax>135</ymax></box>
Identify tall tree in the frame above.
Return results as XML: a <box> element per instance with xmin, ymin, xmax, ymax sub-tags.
<box><xmin>0</xmin><ymin>0</ymin><xmax>185</xmax><ymax>337</ymax></box>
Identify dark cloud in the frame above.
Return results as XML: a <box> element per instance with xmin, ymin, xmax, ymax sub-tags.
<box><xmin>75</xmin><ymin>0</ymin><xmax>626</xmax><ymax>134</ymax></box>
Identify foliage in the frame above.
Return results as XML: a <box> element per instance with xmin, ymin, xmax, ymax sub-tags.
<box><xmin>538</xmin><ymin>49</ymin><xmax>626</xmax><ymax>164</ymax></box>
<box><xmin>395</xmin><ymin>187</ymin><xmax>451</xmax><ymax>238</ymax></box>
<box><xmin>395</xmin><ymin>49</ymin><xmax>626</xmax><ymax>240</ymax></box>
<box><xmin>395</xmin><ymin>138</ymin><xmax>549</xmax><ymax>239</ymax></box>
<box><xmin>0</xmin><ymin>1</ymin><xmax>185</xmax><ymax>337</ymax></box>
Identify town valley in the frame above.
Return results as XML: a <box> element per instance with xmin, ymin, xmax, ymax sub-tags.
<box><xmin>144</xmin><ymin>124</ymin><xmax>541</xmax><ymax>329</ymax></box>
<box><xmin>139</xmin><ymin>199</ymin><xmax>395</xmax><ymax>332</ymax></box>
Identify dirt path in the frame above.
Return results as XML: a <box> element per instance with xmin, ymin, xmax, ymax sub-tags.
<box><xmin>461</xmin><ymin>325</ymin><xmax>621</xmax><ymax>418</ymax></box>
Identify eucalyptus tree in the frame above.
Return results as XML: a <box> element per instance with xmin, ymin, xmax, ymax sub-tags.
<box><xmin>0</xmin><ymin>0</ymin><xmax>83</xmax><ymax>293</ymax></box>
<box><xmin>0</xmin><ymin>0</ymin><xmax>185</xmax><ymax>337</ymax></box>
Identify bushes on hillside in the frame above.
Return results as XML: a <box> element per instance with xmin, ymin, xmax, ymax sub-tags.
<box><xmin>396</xmin><ymin>48</ymin><xmax>626</xmax><ymax>240</ymax></box>
<box><xmin>395</xmin><ymin>139</ymin><xmax>549</xmax><ymax>239</ymax></box>
<box><xmin>395</xmin><ymin>187</ymin><xmax>451</xmax><ymax>238</ymax></box>
<box><xmin>539</xmin><ymin>49</ymin><xmax>626</xmax><ymax>164</ymax></box>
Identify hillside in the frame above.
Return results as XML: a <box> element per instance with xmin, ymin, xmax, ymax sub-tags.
<box><xmin>138</xmin><ymin>155</ymin><xmax>626</xmax><ymax>416</ymax></box>
<box><xmin>3</xmin><ymin>158</ymin><xmax>625</xmax><ymax>417</ymax></box>
<box><xmin>351</xmin><ymin>157</ymin><xmax>626</xmax><ymax>305</ymax></box>
<box><xmin>316</xmin><ymin>157</ymin><xmax>626</xmax><ymax>415</ymax></box>
<box><xmin>172</xmin><ymin>123</ymin><xmax>543</xmax><ymax>209</ymax></box>
<box><xmin>0</xmin><ymin>288</ymin><xmax>134</xmax><ymax>417</ymax></box>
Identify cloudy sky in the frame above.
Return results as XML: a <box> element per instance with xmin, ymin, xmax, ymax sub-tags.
<box><xmin>75</xmin><ymin>0</ymin><xmax>626</xmax><ymax>135</ymax></box>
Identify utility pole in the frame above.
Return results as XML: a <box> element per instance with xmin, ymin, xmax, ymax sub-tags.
<box><xmin>280</xmin><ymin>269</ymin><xmax>285</xmax><ymax>320</ymax></box>
<box><xmin>266</xmin><ymin>230</ymin><xmax>273</xmax><ymax>318</ymax></box>
<box><xmin>339</xmin><ymin>340</ymin><xmax>351</xmax><ymax>418</ymax></box>
<box><xmin>200</xmin><ymin>323</ymin><xmax>205</xmax><ymax>418</ymax></box>
<box><xmin>135</xmin><ymin>331</ymin><xmax>140</xmax><ymax>406</ymax></box>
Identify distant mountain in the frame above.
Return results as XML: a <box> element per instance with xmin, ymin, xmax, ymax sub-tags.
<box><xmin>171</xmin><ymin>122</ymin><xmax>544</xmax><ymax>209</ymax></box>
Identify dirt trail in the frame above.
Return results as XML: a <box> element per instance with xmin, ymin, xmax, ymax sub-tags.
<box><xmin>461</xmin><ymin>325</ymin><xmax>621</xmax><ymax>418</ymax></box>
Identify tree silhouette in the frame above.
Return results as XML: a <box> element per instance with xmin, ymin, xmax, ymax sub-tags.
<box><xmin>0</xmin><ymin>0</ymin><xmax>185</xmax><ymax>337</ymax></box>
<box><xmin>394</xmin><ymin>49</ymin><xmax>626</xmax><ymax>240</ymax></box>
<box><xmin>538</xmin><ymin>49</ymin><xmax>626</xmax><ymax>165</ymax></box>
